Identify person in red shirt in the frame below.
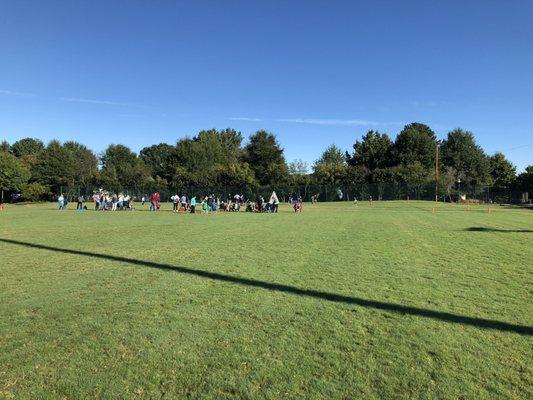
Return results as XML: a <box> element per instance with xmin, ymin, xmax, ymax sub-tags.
<box><xmin>151</xmin><ymin>191</ymin><xmax>160</xmax><ymax>212</ymax></box>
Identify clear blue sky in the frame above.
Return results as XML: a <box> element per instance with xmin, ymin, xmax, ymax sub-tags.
<box><xmin>1</xmin><ymin>0</ymin><xmax>532</xmax><ymax>171</ymax></box>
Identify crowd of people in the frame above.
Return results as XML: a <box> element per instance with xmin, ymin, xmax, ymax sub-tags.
<box><xmin>153</xmin><ymin>191</ymin><xmax>284</xmax><ymax>213</ymax></box>
<box><xmin>58</xmin><ymin>190</ymin><xmax>306</xmax><ymax>213</ymax></box>
<box><xmin>91</xmin><ymin>192</ymin><xmax>134</xmax><ymax>211</ymax></box>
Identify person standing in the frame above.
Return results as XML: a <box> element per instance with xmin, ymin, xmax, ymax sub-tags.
<box><xmin>171</xmin><ymin>194</ymin><xmax>179</xmax><ymax>212</ymax></box>
<box><xmin>270</xmin><ymin>191</ymin><xmax>280</xmax><ymax>213</ymax></box>
<box><xmin>58</xmin><ymin>193</ymin><xmax>65</xmax><ymax>210</ymax></box>
<box><xmin>93</xmin><ymin>193</ymin><xmax>100</xmax><ymax>210</ymax></box>
<box><xmin>190</xmin><ymin>196</ymin><xmax>197</xmax><ymax>214</ymax></box>
<box><xmin>112</xmin><ymin>194</ymin><xmax>118</xmax><ymax>211</ymax></box>
<box><xmin>100</xmin><ymin>193</ymin><xmax>107</xmax><ymax>211</ymax></box>
<box><xmin>76</xmin><ymin>195</ymin><xmax>84</xmax><ymax>210</ymax></box>
<box><xmin>151</xmin><ymin>191</ymin><xmax>160</xmax><ymax>212</ymax></box>
<box><xmin>180</xmin><ymin>194</ymin><xmax>187</xmax><ymax>211</ymax></box>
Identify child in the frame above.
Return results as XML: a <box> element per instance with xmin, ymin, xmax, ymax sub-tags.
<box><xmin>76</xmin><ymin>195</ymin><xmax>84</xmax><ymax>210</ymax></box>
<box><xmin>171</xmin><ymin>194</ymin><xmax>179</xmax><ymax>212</ymax></box>
<box><xmin>190</xmin><ymin>196</ymin><xmax>197</xmax><ymax>213</ymax></box>
<box><xmin>58</xmin><ymin>194</ymin><xmax>65</xmax><ymax>210</ymax></box>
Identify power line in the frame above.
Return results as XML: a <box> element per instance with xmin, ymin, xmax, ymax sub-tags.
<box><xmin>492</xmin><ymin>142</ymin><xmax>533</xmax><ymax>153</ymax></box>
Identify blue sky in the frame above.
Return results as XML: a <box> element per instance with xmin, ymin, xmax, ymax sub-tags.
<box><xmin>1</xmin><ymin>0</ymin><xmax>532</xmax><ymax>171</ymax></box>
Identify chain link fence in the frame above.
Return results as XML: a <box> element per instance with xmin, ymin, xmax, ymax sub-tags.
<box><xmin>58</xmin><ymin>182</ymin><xmax>510</xmax><ymax>204</ymax></box>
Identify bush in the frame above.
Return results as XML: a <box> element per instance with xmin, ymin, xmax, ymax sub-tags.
<box><xmin>23</xmin><ymin>182</ymin><xmax>49</xmax><ymax>202</ymax></box>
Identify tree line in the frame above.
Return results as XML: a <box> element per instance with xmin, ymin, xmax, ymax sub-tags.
<box><xmin>0</xmin><ymin>123</ymin><xmax>531</xmax><ymax>202</ymax></box>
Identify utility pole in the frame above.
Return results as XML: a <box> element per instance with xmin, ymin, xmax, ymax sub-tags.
<box><xmin>435</xmin><ymin>145</ymin><xmax>439</xmax><ymax>203</ymax></box>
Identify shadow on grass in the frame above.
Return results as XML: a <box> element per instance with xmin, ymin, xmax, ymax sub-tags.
<box><xmin>1</xmin><ymin>237</ymin><xmax>531</xmax><ymax>336</ymax></box>
<box><xmin>466</xmin><ymin>227</ymin><xmax>533</xmax><ymax>233</ymax></box>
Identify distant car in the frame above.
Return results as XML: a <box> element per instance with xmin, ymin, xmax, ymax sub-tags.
<box><xmin>10</xmin><ymin>193</ymin><xmax>24</xmax><ymax>203</ymax></box>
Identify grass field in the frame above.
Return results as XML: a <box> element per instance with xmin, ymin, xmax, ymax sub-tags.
<box><xmin>0</xmin><ymin>201</ymin><xmax>532</xmax><ymax>399</ymax></box>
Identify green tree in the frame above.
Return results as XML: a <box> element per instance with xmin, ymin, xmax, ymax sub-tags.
<box><xmin>11</xmin><ymin>138</ymin><xmax>45</xmax><ymax>175</ymax></box>
<box><xmin>313</xmin><ymin>164</ymin><xmax>347</xmax><ymax>185</ymax></box>
<box><xmin>11</xmin><ymin>138</ymin><xmax>45</xmax><ymax>158</ymax></box>
<box><xmin>313</xmin><ymin>145</ymin><xmax>347</xmax><ymax>184</ymax></box>
<box><xmin>348</xmin><ymin>130</ymin><xmax>393</xmax><ymax>171</ymax></box>
<box><xmin>440</xmin><ymin>129</ymin><xmax>490</xmax><ymax>185</ymax></box>
<box><xmin>316</xmin><ymin>145</ymin><xmax>346</xmax><ymax>166</ymax></box>
<box><xmin>218</xmin><ymin>128</ymin><xmax>244</xmax><ymax>165</ymax></box>
<box><xmin>393</xmin><ymin>123</ymin><xmax>437</xmax><ymax>169</ymax></box>
<box><xmin>211</xmin><ymin>162</ymin><xmax>256</xmax><ymax>186</ymax></box>
<box><xmin>140</xmin><ymin>143</ymin><xmax>176</xmax><ymax>182</ymax></box>
<box><xmin>397</xmin><ymin>161</ymin><xmax>431</xmax><ymax>184</ymax></box>
<box><xmin>31</xmin><ymin>140</ymin><xmax>76</xmax><ymax>191</ymax></box>
<box><xmin>100</xmin><ymin>144</ymin><xmax>151</xmax><ymax>187</ymax></box>
<box><xmin>345</xmin><ymin>165</ymin><xmax>368</xmax><ymax>184</ymax></box>
<box><xmin>0</xmin><ymin>152</ymin><xmax>30</xmax><ymax>199</ymax></box>
<box><xmin>489</xmin><ymin>152</ymin><xmax>516</xmax><ymax>188</ymax></box>
<box><xmin>23</xmin><ymin>182</ymin><xmax>49</xmax><ymax>201</ymax></box>
<box><xmin>288</xmin><ymin>159</ymin><xmax>310</xmax><ymax>185</ymax></box>
<box><xmin>289</xmin><ymin>159</ymin><xmax>309</xmax><ymax>176</ymax></box>
<box><xmin>516</xmin><ymin>166</ymin><xmax>533</xmax><ymax>195</ymax></box>
<box><xmin>63</xmin><ymin>141</ymin><xmax>99</xmax><ymax>186</ymax></box>
<box><xmin>244</xmin><ymin>130</ymin><xmax>288</xmax><ymax>185</ymax></box>
<box><xmin>1</xmin><ymin>140</ymin><xmax>10</xmax><ymax>153</ymax></box>
<box><xmin>170</xmin><ymin>129</ymin><xmax>251</xmax><ymax>186</ymax></box>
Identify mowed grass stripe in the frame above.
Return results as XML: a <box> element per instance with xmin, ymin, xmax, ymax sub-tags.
<box><xmin>0</xmin><ymin>201</ymin><xmax>531</xmax><ymax>399</ymax></box>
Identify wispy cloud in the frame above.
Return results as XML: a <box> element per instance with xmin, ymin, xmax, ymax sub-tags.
<box><xmin>277</xmin><ymin>118</ymin><xmax>398</xmax><ymax>126</ymax></box>
<box><xmin>227</xmin><ymin>117</ymin><xmax>263</xmax><ymax>122</ymax></box>
<box><xmin>0</xmin><ymin>89</ymin><xmax>36</xmax><ymax>97</ymax></box>
<box><xmin>60</xmin><ymin>97</ymin><xmax>144</xmax><ymax>108</ymax></box>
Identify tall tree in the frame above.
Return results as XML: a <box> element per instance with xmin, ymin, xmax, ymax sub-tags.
<box><xmin>348</xmin><ymin>130</ymin><xmax>393</xmax><ymax>171</ymax></box>
<box><xmin>140</xmin><ymin>143</ymin><xmax>176</xmax><ymax>183</ymax></box>
<box><xmin>244</xmin><ymin>130</ymin><xmax>288</xmax><ymax>185</ymax></box>
<box><xmin>63</xmin><ymin>141</ymin><xmax>99</xmax><ymax>186</ymax></box>
<box><xmin>289</xmin><ymin>159</ymin><xmax>309</xmax><ymax>176</ymax></box>
<box><xmin>31</xmin><ymin>140</ymin><xmax>76</xmax><ymax>191</ymax></box>
<box><xmin>316</xmin><ymin>145</ymin><xmax>346</xmax><ymax>165</ymax></box>
<box><xmin>1</xmin><ymin>140</ymin><xmax>10</xmax><ymax>153</ymax></box>
<box><xmin>516</xmin><ymin>165</ymin><xmax>533</xmax><ymax>195</ymax></box>
<box><xmin>393</xmin><ymin>123</ymin><xmax>437</xmax><ymax>169</ymax></box>
<box><xmin>172</xmin><ymin>130</ymin><xmax>253</xmax><ymax>186</ymax></box>
<box><xmin>0</xmin><ymin>152</ymin><xmax>30</xmax><ymax>197</ymax></box>
<box><xmin>218</xmin><ymin>128</ymin><xmax>244</xmax><ymax>165</ymax></box>
<box><xmin>441</xmin><ymin>166</ymin><xmax>459</xmax><ymax>202</ymax></box>
<box><xmin>11</xmin><ymin>138</ymin><xmax>44</xmax><ymax>158</ymax></box>
<box><xmin>313</xmin><ymin>145</ymin><xmax>347</xmax><ymax>184</ymax></box>
<box><xmin>489</xmin><ymin>152</ymin><xmax>516</xmax><ymax>188</ymax></box>
<box><xmin>397</xmin><ymin>161</ymin><xmax>431</xmax><ymax>184</ymax></box>
<box><xmin>288</xmin><ymin>159</ymin><xmax>310</xmax><ymax>185</ymax></box>
<box><xmin>100</xmin><ymin>144</ymin><xmax>151</xmax><ymax>187</ymax></box>
<box><xmin>345</xmin><ymin>165</ymin><xmax>368</xmax><ymax>184</ymax></box>
<box><xmin>440</xmin><ymin>129</ymin><xmax>490</xmax><ymax>185</ymax></box>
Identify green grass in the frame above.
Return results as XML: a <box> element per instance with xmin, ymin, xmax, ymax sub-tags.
<box><xmin>0</xmin><ymin>201</ymin><xmax>531</xmax><ymax>399</ymax></box>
